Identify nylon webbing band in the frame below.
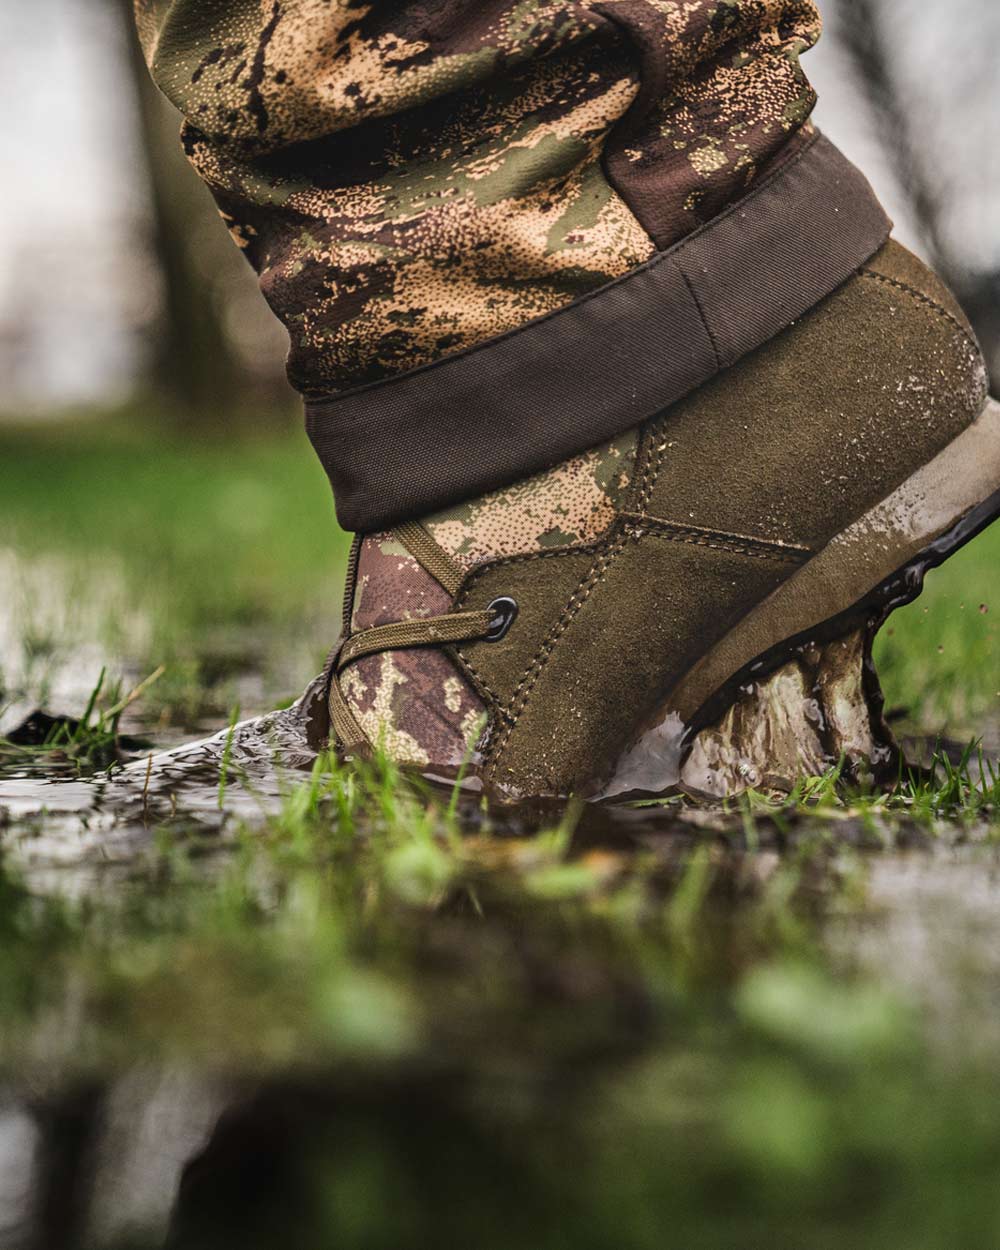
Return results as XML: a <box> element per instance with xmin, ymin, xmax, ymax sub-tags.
<box><xmin>337</xmin><ymin>610</ymin><xmax>495</xmax><ymax>671</ymax></box>
<box><xmin>328</xmin><ymin>662</ymin><xmax>368</xmax><ymax>752</ymax></box>
<box><xmin>395</xmin><ymin>521</ymin><xmax>465</xmax><ymax>596</ymax></box>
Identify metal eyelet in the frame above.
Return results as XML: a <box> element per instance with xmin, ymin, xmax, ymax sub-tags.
<box><xmin>484</xmin><ymin>597</ymin><xmax>518</xmax><ymax>642</ymax></box>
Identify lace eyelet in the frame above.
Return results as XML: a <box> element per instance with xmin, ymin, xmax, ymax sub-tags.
<box><xmin>484</xmin><ymin>597</ymin><xmax>518</xmax><ymax>642</ymax></box>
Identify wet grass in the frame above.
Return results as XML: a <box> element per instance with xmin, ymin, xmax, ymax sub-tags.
<box><xmin>2</xmin><ymin>414</ymin><xmax>1000</xmax><ymax>1247</ymax></box>
<box><xmin>4</xmin><ymin>748</ymin><xmax>1000</xmax><ymax>1247</ymax></box>
<box><xmin>873</xmin><ymin>547</ymin><xmax>1000</xmax><ymax>740</ymax></box>
<box><xmin>0</xmin><ymin>665</ymin><xmax>165</xmax><ymax>775</ymax></box>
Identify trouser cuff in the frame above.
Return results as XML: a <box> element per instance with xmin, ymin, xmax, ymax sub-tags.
<box><xmin>305</xmin><ymin>133</ymin><xmax>892</xmax><ymax>534</ymax></box>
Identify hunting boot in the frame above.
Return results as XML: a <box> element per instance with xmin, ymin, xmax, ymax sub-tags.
<box><xmin>133</xmin><ymin>0</ymin><xmax>995</xmax><ymax>801</ymax></box>
<box><xmin>327</xmin><ymin>240</ymin><xmax>999</xmax><ymax>800</ymax></box>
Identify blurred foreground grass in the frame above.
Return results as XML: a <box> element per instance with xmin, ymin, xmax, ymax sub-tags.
<box><xmin>1</xmin><ymin>415</ymin><xmax>1000</xmax><ymax>1248</ymax></box>
<box><xmin>3</xmin><ymin>748</ymin><xmax>1000</xmax><ymax>1248</ymax></box>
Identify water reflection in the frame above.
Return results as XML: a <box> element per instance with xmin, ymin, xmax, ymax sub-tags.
<box><xmin>0</xmin><ymin>803</ymin><xmax>999</xmax><ymax>1247</ymax></box>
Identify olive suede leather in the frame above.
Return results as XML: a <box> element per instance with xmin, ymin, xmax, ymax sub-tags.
<box><xmin>448</xmin><ymin>241</ymin><xmax>988</xmax><ymax>797</ymax></box>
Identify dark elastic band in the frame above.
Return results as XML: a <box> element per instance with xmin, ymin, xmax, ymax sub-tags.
<box><xmin>306</xmin><ymin>133</ymin><xmax>892</xmax><ymax>534</ymax></box>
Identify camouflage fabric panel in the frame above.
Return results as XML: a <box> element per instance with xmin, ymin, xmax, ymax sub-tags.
<box><xmin>341</xmin><ymin>650</ymin><xmax>486</xmax><ymax>768</ymax></box>
<box><xmin>342</xmin><ymin>532</ymin><xmax>486</xmax><ymax>767</ymax></box>
<box><xmin>601</xmin><ymin>0</ymin><xmax>822</xmax><ymax>246</ymax></box>
<box><xmin>135</xmin><ymin>1</ymin><xmax>608</xmax><ymax>150</ymax></box>
<box><xmin>350</xmin><ymin>532</ymin><xmax>451</xmax><ymax>632</ymax></box>
<box><xmin>135</xmin><ymin>1</ymin><xmax>653</xmax><ymax>393</ymax></box>
<box><xmin>424</xmin><ymin>429</ymin><xmax>637</xmax><ymax>568</ymax></box>
<box><xmin>135</xmin><ymin>1</ymin><xmax>818</xmax><ymax>396</ymax></box>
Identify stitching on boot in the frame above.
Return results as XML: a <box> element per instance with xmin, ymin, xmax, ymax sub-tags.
<box><xmin>448</xmin><ymin>648</ymin><xmax>513</xmax><ymax>721</ymax></box>
<box><xmin>641</xmin><ymin>528</ymin><xmax>806</xmax><ymax>564</ymax></box>
<box><xmin>483</xmin><ymin>419</ymin><xmax>671</xmax><ymax>770</ymax></box>
<box><xmin>623</xmin><ymin>515</ymin><xmax>811</xmax><ymax>562</ymax></box>
<box><xmin>480</xmin><ymin>426</ymin><xmax>671</xmax><ymax>780</ymax></box>
<box><xmin>857</xmin><ymin>270</ymin><xmax>981</xmax><ymax>357</ymax></box>
<box><xmin>635</xmin><ymin>416</ymin><xmax>670</xmax><ymax>512</ymax></box>
<box><xmin>449</xmin><ymin>533</ymin><xmax>618</xmax><ymax>733</ymax></box>
<box><xmin>441</xmin><ymin>528</ymin><xmax>617</xmax><ymax>586</ymax></box>
<box><xmin>483</xmin><ymin>532</ymin><xmax>632</xmax><ymax>778</ymax></box>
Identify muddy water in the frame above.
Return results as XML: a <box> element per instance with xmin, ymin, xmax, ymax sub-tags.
<box><xmin>3</xmin><ymin>555</ymin><xmax>1000</xmax><ymax>1248</ymax></box>
<box><xmin>0</xmin><ymin>617</ymin><xmax>895</xmax><ymax>884</ymax></box>
<box><xmin>4</xmin><ymin>789</ymin><xmax>1000</xmax><ymax>1250</ymax></box>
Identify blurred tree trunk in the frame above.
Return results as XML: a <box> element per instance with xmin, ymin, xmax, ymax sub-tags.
<box><xmin>112</xmin><ymin>0</ymin><xmax>293</xmax><ymax>427</ymax></box>
<box><xmin>836</xmin><ymin>0</ymin><xmax>1000</xmax><ymax>387</ymax></box>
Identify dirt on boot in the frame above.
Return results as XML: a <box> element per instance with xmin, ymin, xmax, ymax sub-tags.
<box><xmin>325</xmin><ymin>243</ymin><xmax>996</xmax><ymax>802</ymax></box>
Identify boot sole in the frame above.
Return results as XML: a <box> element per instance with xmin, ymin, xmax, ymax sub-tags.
<box><xmin>600</xmin><ymin>396</ymin><xmax>1000</xmax><ymax>799</ymax></box>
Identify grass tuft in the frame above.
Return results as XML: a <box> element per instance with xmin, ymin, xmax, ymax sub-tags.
<box><xmin>0</xmin><ymin>665</ymin><xmax>163</xmax><ymax>772</ymax></box>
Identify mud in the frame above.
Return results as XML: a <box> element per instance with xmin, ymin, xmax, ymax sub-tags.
<box><xmin>679</xmin><ymin>626</ymin><xmax>897</xmax><ymax>797</ymax></box>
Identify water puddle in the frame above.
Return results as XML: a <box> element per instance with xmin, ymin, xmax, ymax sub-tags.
<box><xmin>2</xmin><ymin>542</ymin><xmax>1000</xmax><ymax>1248</ymax></box>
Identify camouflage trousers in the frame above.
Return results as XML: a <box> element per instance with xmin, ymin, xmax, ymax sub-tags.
<box><xmin>136</xmin><ymin>1</ymin><xmax>822</xmax><ymax>400</ymax></box>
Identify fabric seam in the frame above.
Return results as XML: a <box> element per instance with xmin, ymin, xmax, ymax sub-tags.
<box><xmin>304</xmin><ymin>131</ymin><xmax>824</xmax><ymax>409</ymax></box>
<box><xmin>675</xmin><ymin>259</ymin><xmax>722</xmax><ymax>371</ymax></box>
<box><xmin>639</xmin><ymin>528</ymin><xmax>808</xmax><ymax>564</ymax></box>
<box><xmin>858</xmin><ymin>269</ymin><xmax>981</xmax><ymax>358</ymax></box>
<box><xmin>625</xmin><ymin>516</ymin><xmax>811</xmax><ymax>561</ymax></box>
